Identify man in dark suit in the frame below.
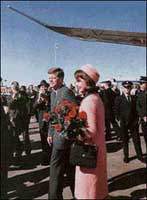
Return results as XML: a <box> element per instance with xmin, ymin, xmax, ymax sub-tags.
<box><xmin>115</xmin><ymin>81</ymin><xmax>144</xmax><ymax>163</ymax></box>
<box><xmin>100</xmin><ymin>80</ymin><xmax>120</xmax><ymax>141</ymax></box>
<box><xmin>136</xmin><ymin>76</ymin><xmax>147</xmax><ymax>145</ymax></box>
<box><xmin>47</xmin><ymin>67</ymin><xmax>77</xmax><ymax>199</ymax></box>
<box><xmin>8</xmin><ymin>81</ymin><xmax>24</xmax><ymax>167</ymax></box>
<box><xmin>27</xmin><ymin>84</ymin><xmax>38</xmax><ymax>121</ymax></box>
<box><xmin>19</xmin><ymin>85</ymin><xmax>32</xmax><ymax>156</ymax></box>
<box><xmin>1</xmin><ymin>96</ymin><xmax>12</xmax><ymax>199</ymax></box>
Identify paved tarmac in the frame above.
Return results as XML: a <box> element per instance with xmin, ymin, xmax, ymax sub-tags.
<box><xmin>7</xmin><ymin>117</ymin><xmax>147</xmax><ymax>199</ymax></box>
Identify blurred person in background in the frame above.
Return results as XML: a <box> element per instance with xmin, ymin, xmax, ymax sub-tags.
<box><xmin>136</xmin><ymin>76</ymin><xmax>147</xmax><ymax>146</ymax></box>
<box><xmin>131</xmin><ymin>83</ymin><xmax>141</xmax><ymax>96</ymax></box>
<box><xmin>100</xmin><ymin>80</ymin><xmax>120</xmax><ymax>141</ymax></box>
<box><xmin>34</xmin><ymin>80</ymin><xmax>50</xmax><ymax>165</ymax></box>
<box><xmin>19</xmin><ymin>85</ymin><xmax>32</xmax><ymax>155</ymax></box>
<box><xmin>27</xmin><ymin>84</ymin><xmax>38</xmax><ymax>121</ymax></box>
<box><xmin>1</xmin><ymin>91</ymin><xmax>12</xmax><ymax>198</ymax></box>
<box><xmin>7</xmin><ymin>81</ymin><xmax>23</xmax><ymax>168</ymax></box>
<box><xmin>115</xmin><ymin>81</ymin><xmax>144</xmax><ymax>163</ymax></box>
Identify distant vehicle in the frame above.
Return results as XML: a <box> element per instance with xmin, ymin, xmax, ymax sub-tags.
<box><xmin>8</xmin><ymin>6</ymin><xmax>146</xmax><ymax>47</ymax></box>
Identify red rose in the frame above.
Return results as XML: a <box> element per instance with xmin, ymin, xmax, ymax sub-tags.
<box><xmin>69</xmin><ymin>110</ymin><xmax>77</xmax><ymax>118</ymax></box>
<box><xmin>62</xmin><ymin>100</ymin><xmax>69</xmax><ymax>106</ymax></box>
<box><xmin>79</xmin><ymin>111</ymin><xmax>87</xmax><ymax>120</ymax></box>
<box><xmin>54</xmin><ymin>107</ymin><xmax>60</xmax><ymax>113</ymax></box>
<box><xmin>43</xmin><ymin>112</ymin><xmax>50</xmax><ymax>121</ymax></box>
<box><xmin>68</xmin><ymin>102</ymin><xmax>77</xmax><ymax>110</ymax></box>
<box><xmin>54</xmin><ymin>124</ymin><xmax>62</xmax><ymax>132</ymax></box>
<box><xmin>64</xmin><ymin>116</ymin><xmax>71</xmax><ymax>123</ymax></box>
<box><xmin>54</xmin><ymin>103</ymin><xmax>63</xmax><ymax>113</ymax></box>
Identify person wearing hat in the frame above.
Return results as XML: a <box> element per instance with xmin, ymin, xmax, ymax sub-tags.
<box><xmin>27</xmin><ymin>84</ymin><xmax>38</xmax><ymax>119</ymax></box>
<box><xmin>115</xmin><ymin>81</ymin><xmax>144</xmax><ymax>163</ymax></box>
<box><xmin>47</xmin><ymin>68</ymin><xmax>77</xmax><ymax>199</ymax></box>
<box><xmin>74</xmin><ymin>64</ymin><xmax>108</xmax><ymax>199</ymax></box>
<box><xmin>34</xmin><ymin>80</ymin><xmax>51</xmax><ymax>165</ymax></box>
<box><xmin>136</xmin><ymin>76</ymin><xmax>147</xmax><ymax>146</ymax></box>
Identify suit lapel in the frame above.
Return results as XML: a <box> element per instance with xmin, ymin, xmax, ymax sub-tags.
<box><xmin>122</xmin><ymin>93</ymin><xmax>132</xmax><ymax>104</ymax></box>
<box><xmin>122</xmin><ymin>93</ymin><xmax>128</xmax><ymax>103</ymax></box>
<box><xmin>50</xmin><ymin>86</ymin><xmax>63</xmax><ymax>111</ymax></box>
<box><xmin>51</xmin><ymin>91</ymin><xmax>57</xmax><ymax>111</ymax></box>
<box><xmin>54</xmin><ymin>91</ymin><xmax>60</xmax><ymax>108</ymax></box>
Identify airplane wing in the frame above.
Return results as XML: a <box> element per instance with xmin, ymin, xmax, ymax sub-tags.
<box><xmin>8</xmin><ymin>6</ymin><xmax>146</xmax><ymax>47</ymax></box>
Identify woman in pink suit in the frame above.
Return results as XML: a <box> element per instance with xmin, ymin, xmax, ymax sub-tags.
<box><xmin>74</xmin><ymin>64</ymin><xmax>108</xmax><ymax>199</ymax></box>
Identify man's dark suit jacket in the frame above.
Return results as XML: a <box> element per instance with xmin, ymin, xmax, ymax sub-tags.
<box><xmin>100</xmin><ymin>88</ymin><xmax>117</xmax><ymax>119</ymax></box>
<box><xmin>33</xmin><ymin>92</ymin><xmax>50</xmax><ymax>130</ymax></box>
<box><xmin>136</xmin><ymin>91</ymin><xmax>147</xmax><ymax>118</ymax></box>
<box><xmin>48</xmin><ymin>85</ymin><xmax>77</xmax><ymax>150</ymax></box>
<box><xmin>115</xmin><ymin>93</ymin><xmax>138</xmax><ymax>124</ymax></box>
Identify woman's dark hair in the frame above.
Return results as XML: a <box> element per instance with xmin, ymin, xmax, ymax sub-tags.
<box><xmin>74</xmin><ymin>70</ymin><xmax>96</xmax><ymax>88</ymax></box>
<box><xmin>48</xmin><ymin>67</ymin><xmax>64</xmax><ymax>79</ymax></box>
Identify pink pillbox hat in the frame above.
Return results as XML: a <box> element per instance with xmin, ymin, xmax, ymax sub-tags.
<box><xmin>80</xmin><ymin>64</ymin><xmax>100</xmax><ymax>83</ymax></box>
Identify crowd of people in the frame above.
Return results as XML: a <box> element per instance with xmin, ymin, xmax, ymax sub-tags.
<box><xmin>1</xmin><ymin>65</ymin><xmax>146</xmax><ymax>199</ymax></box>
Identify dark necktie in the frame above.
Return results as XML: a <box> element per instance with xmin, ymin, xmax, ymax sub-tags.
<box><xmin>128</xmin><ymin>96</ymin><xmax>131</xmax><ymax>103</ymax></box>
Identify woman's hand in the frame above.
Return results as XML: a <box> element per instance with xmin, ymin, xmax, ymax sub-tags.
<box><xmin>76</xmin><ymin>134</ymin><xmax>86</xmax><ymax>142</ymax></box>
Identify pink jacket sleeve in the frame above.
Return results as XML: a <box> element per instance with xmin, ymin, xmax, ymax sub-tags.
<box><xmin>79</xmin><ymin>95</ymin><xmax>98</xmax><ymax>143</ymax></box>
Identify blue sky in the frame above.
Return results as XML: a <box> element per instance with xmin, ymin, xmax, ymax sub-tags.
<box><xmin>1</xmin><ymin>1</ymin><xmax>146</xmax><ymax>86</ymax></box>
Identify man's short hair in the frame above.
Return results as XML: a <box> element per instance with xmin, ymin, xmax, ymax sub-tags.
<box><xmin>11</xmin><ymin>81</ymin><xmax>19</xmax><ymax>87</ymax></box>
<box><xmin>48</xmin><ymin>67</ymin><xmax>64</xmax><ymax>79</ymax></box>
<box><xmin>101</xmin><ymin>80</ymin><xmax>112</xmax><ymax>87</ymax></box>
<box><xmin>11</xmin><ymin>81</ymin><xmax>19</xmax><ymax>91</ymax></box>
<box><xmin>139</xmin><ymin>76</ymin><xmax>147</xmax><ymax>84</ymax></box>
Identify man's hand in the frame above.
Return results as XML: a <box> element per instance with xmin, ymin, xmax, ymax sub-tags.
<box><xmin>47</xmin><ymin>135</ymin><xmax>53</xmax><ymax>146</ymax></box>
<box><xmin>143</xmin><ymin>116</ymin><xmax>147</xmax><ymax>122</ymax></box>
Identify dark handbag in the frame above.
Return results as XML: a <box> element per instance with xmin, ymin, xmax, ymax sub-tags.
<box><xmin>70</xmin><ymin>141</ymin><xmax>98</xmax><ymax>168</ymax></box>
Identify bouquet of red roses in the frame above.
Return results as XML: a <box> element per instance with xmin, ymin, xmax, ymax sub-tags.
<box><xmin>43</xmin><ymin>99</ymin><xmax>88</xmax><ymax>140</ymax></box>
